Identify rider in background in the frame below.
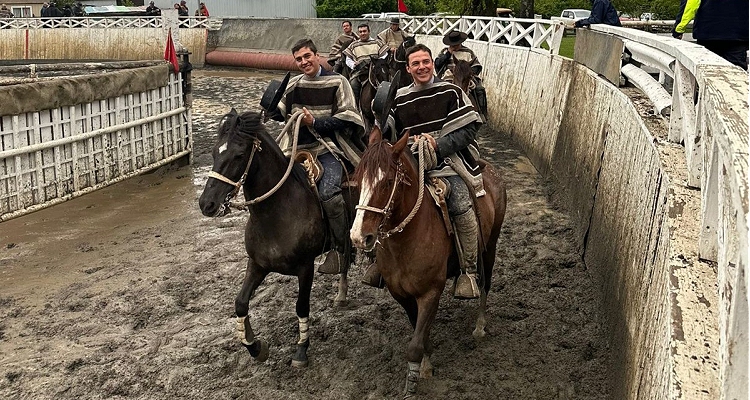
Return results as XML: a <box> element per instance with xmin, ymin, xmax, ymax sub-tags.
<box><xmin>434</xmin><ymin>30</ymin><xmax>488</xmax><ymax>117</ymax></box>
<box><xmin>271</xmin><ymin>38</ymin><xmax>366</xmax><ymax>274</ymax></box>
<box><xmin>377</xmin><ymin>17</ymin><xmax>413</xmax><ymax>58</ymax></box>
<box><xmin>328</xmin><ymin>20</ymin><xmax>358</xmax><ymax>75</ymax></box>
<box><xmin>342</xmin><ymin>24</ymin><xmax>389</xmax><ymax>103</ymax></box>
<box><xmin>382</xmin><ymin>43</ymin><xmax>484</xmax><ymax>299</ymax></box>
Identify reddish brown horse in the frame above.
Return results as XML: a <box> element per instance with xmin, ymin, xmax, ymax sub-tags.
<box><xmin>350</xmin><ymin>128</ymin><xmax>507</xmax><ymax>397</ymax></box>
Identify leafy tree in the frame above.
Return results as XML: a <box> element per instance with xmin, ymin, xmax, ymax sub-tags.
<box><xmin>317</xmin><ymin>0</ymin><xmax>430</xmax><ymax>17</ymax></box>
<box><xmin>436</xmin><ymin>0</ymin><xmax>496</xmax><ymax>16</ymax></box>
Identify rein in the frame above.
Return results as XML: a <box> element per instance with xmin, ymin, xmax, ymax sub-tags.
<box><xmin>355</xmin><ymin>137</ymin><xmax>427</xmax><ymax>240</ymax></box>
<box><xmin>209</xmin><ymin>110</ymin><xmax>305</xmax><ymax>210</ymax></box>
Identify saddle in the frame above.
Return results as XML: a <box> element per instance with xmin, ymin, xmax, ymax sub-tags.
<box><xmin>294</xmin><ymin>149</ymin><xmax>357</xmax><ymax>191</ymax></box>
<box><xmin>426</xmin><ymin>177</ymin><xmax>453</xmax><ymax>236</ymax></box>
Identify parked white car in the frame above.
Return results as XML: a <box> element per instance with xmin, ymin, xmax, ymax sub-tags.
<box><xmin>360</xmin><ymin>12</ymin><xmax>409</xmax><ymax>20</ymax></box>
<box><xmin>560</xmin><ymin>9</ymin><xmax>590</xmax><ymax>20</ymax></box>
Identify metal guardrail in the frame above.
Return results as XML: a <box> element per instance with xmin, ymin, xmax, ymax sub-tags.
<box><xmin>402</xmin><ymin>16</ymin><xmax>564</xmax><ymax>54</ymax></box>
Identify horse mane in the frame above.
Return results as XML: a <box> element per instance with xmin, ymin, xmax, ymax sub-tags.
<box><xmin>218</xmin><ymin>110</ymin><xmax>312</xmax><ymax>193</ymax></box>
<box><xmin>452</xmin><ymin>58</ymin><xmax>473</xmax><ymax>92</ymax></box>
<box><xmin>353</xmin><ymin>139</ymin><xmax>399</xmax><ymax>195</ymax></box>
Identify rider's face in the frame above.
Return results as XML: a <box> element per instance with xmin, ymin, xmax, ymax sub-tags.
<box><xmin>358</xmin><ymin>27</ymin><xmax>370</xmax><ymax>41</ymax></box>
<box><xmin>293</xmin><ymin>47</ymin><xmax>320</xmax><ymax>78</ymax></box>
<box><xmin>342</xmin><ymin>22</ymin><xmax>352</xmax><ymax>34</ymax></box>
<box><xmin>406</xmin><ymin>50</ymin><xmax>434</xmax><ymax>85</ymax></box>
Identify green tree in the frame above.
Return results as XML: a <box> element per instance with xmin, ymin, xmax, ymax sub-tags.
<box><xmin>436</xmin><ymin>0</ymin><xmax>496</xmax><ymax>16</ymax></box>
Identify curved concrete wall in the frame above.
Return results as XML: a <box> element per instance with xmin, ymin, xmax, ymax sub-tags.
<box><xmin>418</xmin><ymin>34</ymin><xmax>673</xmax><ymax>398</ymax></box>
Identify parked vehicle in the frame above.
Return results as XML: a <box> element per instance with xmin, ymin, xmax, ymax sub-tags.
<box><xmin>360</xmin><ymin>12</ymin><xmax>409</xmax><ymax>20</ymax></box>
<box><xmin>560</xmin><ymin>9</ymin><xmax>590</xmax><ymax>20</ymax></box>
<box><xmin>496</xmin><ymin>8</ymin><xmax>513</xmax><ymax>18</ymax></box>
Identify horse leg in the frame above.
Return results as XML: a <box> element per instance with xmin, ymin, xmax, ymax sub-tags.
<box><xmin>292</xmin><ymin>262</ymin><xmax>314</xmax><ymax>368</ymax></box>
<box><xmin>403</xmin><ymin>292</ymin><xmax>440</xmax><ymax>398</ymax></box>
<box><xmin>474</xmin><ymin>240</ymin><xmax>498</xmax><ymax>339</ymax></box>
<box><xmin>334</xmin><ymin>247</ymin><xmax>351</xmax><ymax>306</ymax></box>
<box><xmin>235</xmin><ymin>260</ymin><xmax>270</xmax><ymax>361</ymax></box>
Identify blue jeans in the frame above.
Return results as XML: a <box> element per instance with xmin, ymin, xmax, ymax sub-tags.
<box><xmin>317</xmin><ymin>152</ymin><xmax>343</xmax><ymax>201</ymax></box>
<box><xmin>445</xmin><ymin>175</ymin><xmax>472</xmax><ymax>216</ymax></box>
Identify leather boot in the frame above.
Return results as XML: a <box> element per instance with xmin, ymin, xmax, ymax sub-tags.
<box><xmin>474</xmin><ymin>85</ymin><xmax>488</xmax><ymax>116</ymax></box>
<box><xmin>318</xmin><ymin>194</ymin><xmax>348</xmax><ymax>274</ymax></box>
<box><xmin>453</xmin><ymin>209</ymin><xmax>480</xmax><ymax>299</ymax></box>
<box><xmin>361</xmin><ymin>261</ymin><xmax>385</xmax><ymax>288</ymax></box>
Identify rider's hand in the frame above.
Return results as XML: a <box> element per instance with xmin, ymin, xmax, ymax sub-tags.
<box><xmin>302</xmin><ymin>107</ymin><xmax>315</xmax><ymax>127</ymax></box>
<box><xmin>418</xmin><ymin>133</ymin><xmax>437</xmax><ymax>150</ymax></box>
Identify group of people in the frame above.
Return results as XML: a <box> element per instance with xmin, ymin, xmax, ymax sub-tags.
<box><xmin>38</xmin><ymin>2</ymin><xmax>85</xmax><ymax>18</ymax></box>
<box><xmin>574</xmin><ymin>0</ymin><xmax>747</xmax><ymax>70</ymax></box>
<box><xmin>172</xmin><ymin>1</ymin><xmax>209</xmax><ymax>19</ymax></box>
<box><xmin>262</xmin><ymin>26</ymin><xmax>486</xmax><ymax>299</ymax></box>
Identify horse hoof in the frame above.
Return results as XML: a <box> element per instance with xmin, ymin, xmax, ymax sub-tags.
<box><xmin>291</xmin><ymin>358</ymin><xmax>309</xmax><ymax>368</ymax></box>
<box><xmin>255</xmin><ymin>340</ymin><xmax>269</xmax><ymax>363</ymax></box>
<box><xmin>472</xmin><ymin>328</ymin><xmax>486</xmax><ymax>339</ymax></box>
<box><xmin>333</xmin><ymin>298</ymin><xmax>348</xmax><ymax>307</ymax></box>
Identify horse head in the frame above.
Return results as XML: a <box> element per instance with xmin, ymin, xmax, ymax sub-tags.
<box><xmin>394</xmin><ymin>36</ymin><xmax>416</xmax><ymax>64</ymax></box>
<box><xmin>452</xmin><ymin>56</ymin><xmax>474</xmax><ymax>95</ymax></box>
<box><xmin>351</xmin><ymin>127</ymin><xmax>413</xmax><ymax>250</ymax></box>
<box><xmin>199</xmin><ymin>110</ymin><xmax>267</xmax><ymax>217</ymax></box>
<box><xmin>368</xmin><ymin>56</ymin><xmax>391</xmax><ymax>88</ymax></box>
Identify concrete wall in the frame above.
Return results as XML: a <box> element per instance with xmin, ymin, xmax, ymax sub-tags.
<box><xmin>208</xmin><ymin>18</ymin><xmax>393</xmax><ymax>54</ymax></box>
<box><xmin>418</xmin><ymin>34</ymin><xmax>678</xmax><ymax>399</ymax></box>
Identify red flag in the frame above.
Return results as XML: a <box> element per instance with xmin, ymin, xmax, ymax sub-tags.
<box><xmin>164</xmin><ymin>28</ymin><xmax>180</xmax><ymax>74</ymax></box>
<box><xmin>397</xmin><ymin>0</ymin><xmax>408</xmax><ymax>13</ymax></box>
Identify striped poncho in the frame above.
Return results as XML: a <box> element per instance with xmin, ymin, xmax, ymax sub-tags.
<box><xmin>277</xmin><ymin>68</ymin><xmax>366</xmax><ymax>166</ymax></box>
<box><xmin>386</xmin><ymin>77</ymin><xmax>483</xmax><ymax>179</ymax></box>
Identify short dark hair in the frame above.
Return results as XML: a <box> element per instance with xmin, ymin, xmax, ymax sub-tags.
<box><xmin>342</xmin><ymin>20</ymin><xmax>351</xmax><ymax>26</ymax></box>
<box><xmin>292</xmin><ymin>38</ymin><xmax>317</xmax><ymax>55</ymax></box>
<box><xmin>405</xmin><ymin>43</ymin><xmax>431</xmax><ymax>60</ymax></box>
<box><xmin>357</xmin><ymin>23</ymin><xmax>370</xmax><ymax>31</ymax></box>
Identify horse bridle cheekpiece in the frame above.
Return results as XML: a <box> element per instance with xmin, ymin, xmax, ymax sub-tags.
<box><xmin>207</xmin><ymin>137</ymin><xmax>262</xmax><ymax>211</ymax></box>
<box><xmin>355</xmin><ymin>159</ymin><xmax>406</xmax><ymax>238</ymax></box>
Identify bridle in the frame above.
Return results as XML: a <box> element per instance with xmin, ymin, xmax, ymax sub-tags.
<box><xmin>355</xmin><ymin>138</ymin><xmax>427</xmax><ymax>240</ymax></box>
<box><xmin>207</xmin><ymin>110</ymin><xmax>306</xmax><ymax>211</ymax></box>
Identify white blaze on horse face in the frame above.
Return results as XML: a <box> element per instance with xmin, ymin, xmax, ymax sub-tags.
<box><xmin>350</xmin><ymin>168</ymin><xmax>384</xmax><ymax>246</ymax></box>
<box><xmin>218</xmin><ymin>142</ymin><xmax>228</xmax><ymax>154</ymax></box>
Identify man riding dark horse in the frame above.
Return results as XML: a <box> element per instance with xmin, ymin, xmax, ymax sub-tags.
<box><xmin>434</xmin><ymin>30</ymin><xmax>488</xmax><ymax>117</ymax></box>
<box><xmin>377</xmin><ymin>17</ymin><xmax>414</xmax><ymax>76</ymax></box>
<box><xmin>365</xmin><ymin>43</ymin><xmax>485</xmax><ymax>299</ymax></box>
<box><xmin>328</xmin><ymin>20</ymin><xmax>358</xmax><ymax>77</ymax></box>
<box><xmin>342</xmin><ymin>23</ymin><xmax>389</xmax><ymax>105</ymax></box>
<box><xmin>264</xmin><ymin>38</ymin><xmax>366</xmax><ymax>274</ymax></box>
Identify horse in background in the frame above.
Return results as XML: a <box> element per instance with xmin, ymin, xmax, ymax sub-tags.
<box><xmin>357</xmin><ymin>56</ymin><xmax>391</xmax><ymax>133</ymax></box>
<box><xmin>390</xmin><ymin>35</ymin><xmax>416</xmax><ymax>88</ymax></box>
<box><xmin>198</xmin><ymin>110</ymin><xmax>354</xmax><ymax>369</ymax></box>
<box><xmin>350</xmin><ymin>128</ymin><xmax>507</xmax><ymax>397</ymax></box>
<box><xmin>451</xmin><ymin>56</ymin><xmax>485</xmax><ymax>121</ymax></box>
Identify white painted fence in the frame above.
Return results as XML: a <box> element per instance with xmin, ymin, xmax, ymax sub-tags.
<box><xmin>0</xmin><ymin>69</ymin><xmax>191</xmax><ymax>222</ymax></box>
<box><xmin>403</xmin><ymin>15</ymin><xmax>564</xmax><ymax>54</ymax></box>
<box><xmin>0</xmin><ymin>15</ymin><xmax>210</xmax><ymax>29</ymax></box>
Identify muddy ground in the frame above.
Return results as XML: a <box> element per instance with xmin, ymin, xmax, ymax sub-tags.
<box><xmin>0</xmin><ymin>68</ymin><xmax>612</xmax><ymax>399</ymax></box>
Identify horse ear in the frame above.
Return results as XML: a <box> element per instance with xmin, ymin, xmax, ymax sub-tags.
<box><xmin>392</xmin><ymin>130</ymin><xmax>409</xmax><ymax>155</ymax></box>
<box><xmin>368</xmin><ymin>125</ymin><xmax>382</xmax><ymax>146</ymax></box>
<box><xmin>230</xmin><ymin>107</ymin><xmax>238</xmax><ymax>115</ymax></box>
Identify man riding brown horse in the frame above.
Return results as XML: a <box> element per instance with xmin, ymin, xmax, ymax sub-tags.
<box><xmin>434</xmin><ymin>30</ymin><xmax>488</xmax><ymax>117</ymax></box>
<box><xmin>363</xmin><ymin>43</ymin><xmax>485</xmax><ymax>299</ymax></box>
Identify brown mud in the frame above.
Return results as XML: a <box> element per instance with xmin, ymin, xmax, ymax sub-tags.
<box><xmin>0</xmin><ymin>68</ymin><xmax>611</xmax><ymax>399</ymax></box>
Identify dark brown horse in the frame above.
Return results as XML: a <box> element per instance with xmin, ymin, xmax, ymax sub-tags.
<box><xmin>452</xmin><ymin>56</ymin><xmax>483</xmax><ymax>119</ymax></box>
<box><xmin>358</xmin><ymin>56</ymin><xmax>391</xmax><ymax>134</ymax></box>
<box><xmin>390</xmin><ymin>35</ymin><xmax>416</xmax><ymax>88</ymax></box>
<box><xmin>199</xmin><ymin>110</ymin><xmax>352</xmax><ymax>368</ymax></box>
<box><xmin>350</xmin><ymin>128</ymin><xmax>507</xmax><ymax>397</ymax></box>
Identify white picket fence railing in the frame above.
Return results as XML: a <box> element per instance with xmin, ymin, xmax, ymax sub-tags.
<box><xmin>0</xmin><ymin>15</ymin><xmax>210</xmax><ymax>29</ymax></box>
<box><xmin>402</xmin><ymin>15</ymin><xmax>564</xmax><ymax>54</ymax></box>
<box><xmin>0</xmin><ymin>70</ymin><xmax>191</xmax><ymax>222</ymax></box>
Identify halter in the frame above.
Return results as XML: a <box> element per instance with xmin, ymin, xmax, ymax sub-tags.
<box><xmin>207</xmin><ymin>137</ymin><xmax>262</xmax><ymax>209</ymax></box>
<box><xmin>208</xmin><ymin>110</ymin><xmax>306</xmax><ymax>211</ymax></box>
<box><xmin>355</xmin><ymin>138</ymin><xmax>427</xmax><ymax>240</ymax></box>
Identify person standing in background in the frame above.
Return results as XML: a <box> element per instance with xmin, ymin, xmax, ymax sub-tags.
<box><xmin>673</xmin><ymin>0</ymin><xmax>748</xmax><ymax>70</ymax></box>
